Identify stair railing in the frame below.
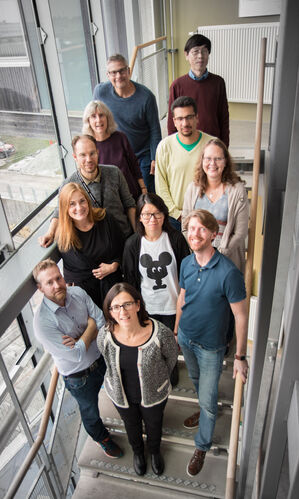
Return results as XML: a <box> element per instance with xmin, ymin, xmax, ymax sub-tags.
<box><xmin>225</xmin><ymin>37</ymin><xmax>267</xmax><ymax>499</ymax></box>
<box><xmin>129</xmin><ymin>35</ymin><xmax>167</xmax><ymax>74</ymax></box>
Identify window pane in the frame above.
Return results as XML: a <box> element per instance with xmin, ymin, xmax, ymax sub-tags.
<box><xmin>0</xmin><ymin>0</ymin><xmax>27</xmax><ymax>57</ymax></box>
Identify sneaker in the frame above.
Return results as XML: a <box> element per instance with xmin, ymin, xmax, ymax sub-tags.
<box><xmin>187</xmin><ymin>449</ymin><xmax>206</xmax><ymax>477</ymax></box>
<box><xmin>183</xmin><ymin>410</ymin><xmax>200</xmax><ymax>429</ymax></box>
<box><xmin>97</xmin><ymin>436</ymin><xmax>123</xmax><ymax>458</ymax></box>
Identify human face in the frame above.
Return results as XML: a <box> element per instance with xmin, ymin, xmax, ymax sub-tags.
<box><xmin>202</xmin><ymin>144</ymin><xmax>226</xmax><ymax>182</ymax></box>
<box><xmin>37</xmin><ymin>265</ymin><xmax>67</xmax><ymax>306</ymax></box>
<box><xmin>109</xmin><ymin>291</ymin><xmax>140</xmax><ymax>327</ymax></box>
<box><xmin>89</xmin><ymin>110</ymin><xmax>108</xmax><ymax>137</ymax></box>
<box><xmin>107</xmin><ymin>60</ymin><xmax>130</xmax><ymax>91</ymax></box>
<box><xmin>68</xmin><ymin>190</ymin><xmax>89</xmax><ymax>225</ymax></box>
<box><xmin>173</xmin><ymin>106</ymin><xmax>197</xmax><ymax>137</ymax></box>
<box><xmin>185</xmin><ymin>45</ymin><xmax>209</xmax><ymax>76</ymax></box>
<box><xmin>140</xmin><ymin>203</ymin><xmax>164</xmax><ymax>235</ymax></box>
<box><xmin>187</xmin><ymin>217</ymin><xmax>216</xmax><ymax>253</ymax></box>
<box><xmin>73</xmin><ymin>138</ymin><xmax>98</xmax><ymax>178</ymax></box>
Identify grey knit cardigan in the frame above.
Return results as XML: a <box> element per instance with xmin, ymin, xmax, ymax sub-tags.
<box><xmin>97</xmin><ymin>319</ymin><xmax>178</xmax><ymax>408</ymax></box>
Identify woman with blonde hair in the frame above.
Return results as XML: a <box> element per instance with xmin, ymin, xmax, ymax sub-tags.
<box><xmin>56</xmin><ymin>182</ymin><xmax>124</xmax><ymax>308</ymax></box>
<box><xmin>182</xmin><ymin>138</ymin><xmax>249</xmax><ymax>272</ymax></box>
<box><xmin>82</xmin><ymin>100</ymin><xmax>147</xmax><ymax>200</ymax></box>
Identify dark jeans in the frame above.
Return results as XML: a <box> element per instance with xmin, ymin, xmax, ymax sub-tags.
<box><xmin>116</xmin><ymin>399</ymin><xmax>167</xmax><ymax>454</ymax></box>
<box><xmin>63</xmin><ymin>356</ymin><xmax>109</xmax><ymax>442</ymax></box>
<box><xmin>140</xmin><ymin>163</ymin><xmax>155</xmax><ymax>193</ymax></box>
<box><xmin>169</xmin><ymin>216</ymin><xmax>181</xmax><ymax>231</ymax></box>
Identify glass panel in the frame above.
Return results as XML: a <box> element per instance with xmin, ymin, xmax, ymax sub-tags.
<box><xmin>0</xmin><ymin>0</ymin><xmax>64</xmax><ymax>250</ymax></box>
<box><xmin>0</xmin><ymin>0</ymin><xmax>27</xmax><ymax>57</ymax></box>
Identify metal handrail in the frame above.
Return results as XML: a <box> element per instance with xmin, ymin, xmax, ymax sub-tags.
<box><xmin>129</xmin><ymin>35</ymin><xmax>167</xmax><ymax>74</ymax></box>
<box><xmin>5</xmin><ymin>367</ymin><xmax>59</xmax><ymax>499</ymax></box>
<box><xmin>225</xmin><ymin>38</ymin><xmax>267</xmax><ymax>499</ymax></box>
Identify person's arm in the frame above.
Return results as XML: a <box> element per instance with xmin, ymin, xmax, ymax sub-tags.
<box><xmin>138</xmin><ymin>178</ymin><xmax>147</xmax><ymax>193</ymax></box>
<box><xmin>122</xmin><ymin>235</ymin><xmax>141</xmax><ymax>291</ymax></box>
<box><xmin>150</xmin><ymin>160</ymin><xmax>155</xmax><ymax>175</ymax></box>
<box><xmin>127</xmin><ymin>207</ymin><xmax>136</xmax><ymax>231</ymax></box>
<box><xmin>167</xmin><ymin>82</ymin><xmax>177</xmax><ymax>135</ymax></box>
<box><xmin>230</xmin><ymin>299</ymin><xmax>248</xmax><ymax>383</ymax></box>
<box><xmin>181</xmin><ymin>183</ymin><xmax>195</xmax><ymax>238</ymax></box>
<box><xmin>219</xmin><ymin>185</ymin><xmax>249</xmax><ymax>257</ymax></box>
<box><xmin>38</xmin><ymin>218</ymin><xmax>58</xmax><ymax>247</ymax></box>
<box><xmin>62</xmin><ymin>317</ymin><xmax>97</xmax><ymax>350</ymax></box>
<box><xmin>155</xmin><ymin>142</ymin><xmax>181</xmax><ymax>220</ymax></box>
<box><xmin>160</xmin><ymin>324</ymin><xmax>178</xmax><ymax>374</ymax></box>
<box><xmin>146</xmin><ymin>93</ymin><xmax>162</xmax><ymax>163</ymax></box>
<box><xmin>174</xmin><ymin>288</ymin><xmax>185</xmax><ymax>336</ymax></box>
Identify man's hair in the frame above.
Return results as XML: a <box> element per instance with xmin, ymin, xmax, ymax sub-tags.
<box><xmin>107</xmin><ymin>54</ymin><xmax>128</xmax><ymax>66</ymax></box>
<box><xmin>33</xmin><ymin>259</ymin><xmax>58</xmax><ymax>284</ymax></box>
<box><xmin>185</xmin><ymin>209</ymin><xmax>219</xmax><ymax>235</ymax></box>
<box><xmin>184</xmin><ymin>34</ymin><xmax>211</xmax><ymax>54</ymax></box>
<box><xmin>136</xmin><ymin>192</ymin><xmax>172</xmax><ymax>237</ymax></box>
<box><xmin>82</xmin><ymin>101</ymin><xmax>117</xmax><ymax>136</ymax></box>
<box><xmin>171</xmin><ymin>96</ymin><xmax>197</xmax><ymax>116</ymax></box>
<box><xmin>56</xmin><ymin>183</ymin><xmax>106</xmax><ymax>252</ymax></box>
<box><xmin>72</xmin><ymin>134</ymin><xmax>97</xmax><ymax>152</ymax></box>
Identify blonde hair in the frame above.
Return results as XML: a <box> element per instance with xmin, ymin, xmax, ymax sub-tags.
<box><xmin>56</xmin><ymin>183</ymin><xmax>106</xmax><ymax>252</ymax></box>
<box><xmin>82</xmin><ymin>101</ymin><xmax>117</xmax><ymax>137</ymax></box>
<box><xmin>33</xmin><ymin>258</ymin><xmax>58</xmax><ymax>284</ymax></box>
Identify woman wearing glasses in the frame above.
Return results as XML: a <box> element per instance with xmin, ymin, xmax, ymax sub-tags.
<box><xmin>182</xmin><ymin>138</ymin><xmax>249</xmax><ymax>272</ymax></box>
<box><xmin>82</xmin><ymin>100</ymin><xmax>147</xmax><ymax>201</ymax></box>
<box><xmin>97</xmin><ymin>282</ymin><xmax>177</xmax><ymax>476</ymax></box>
<box><xmin>122</xmin><ymin>193</ymin><xmax>189</xmax><ymax>339</ymax></box>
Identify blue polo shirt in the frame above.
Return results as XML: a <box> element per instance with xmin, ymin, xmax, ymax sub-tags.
<box><xmin>179</xmin><ymin>250</ymin><xmax>246</xmax><ymax>349</ymax></box>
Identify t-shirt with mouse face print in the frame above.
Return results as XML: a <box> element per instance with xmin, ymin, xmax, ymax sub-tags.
<box><xmin>139</xmin><ymin>231</ymin><xmax>179</xmax><ymax>315</ymax></box>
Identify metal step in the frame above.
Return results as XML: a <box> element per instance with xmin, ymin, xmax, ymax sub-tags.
<box><xmin>77</xmin><ymin>434</ymin><xmax>228</xmax><ymax>498</ymax></box>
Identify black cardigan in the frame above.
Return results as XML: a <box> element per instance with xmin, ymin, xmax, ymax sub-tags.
<box><xmin>122</xmin><ymin>228</ymin><xmax>190</xmax><ymax>291</ymax></box>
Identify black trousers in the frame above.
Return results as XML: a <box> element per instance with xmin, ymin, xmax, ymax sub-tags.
<box><xmin>115</xmin><ymin>399</ymin><xmax>167</xmax><ymax>454</ymax></box>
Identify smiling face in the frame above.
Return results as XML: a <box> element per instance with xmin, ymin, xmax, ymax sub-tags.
<box><xmin>107</xmin><ymin>60</ymin><xmax>131</xmax><ymax>91</ymax></box>
<box><xmin>68</xmin><ymin>190</ymin><xmax>90</xmax><ymax>225</ymax></box>
<box><xmin>109</xmin><ymin>291</ymin><xmax>140</xmax><ymax>328</ymax></box>
<box><xmin>73</xmin><ymin>137</ymin><xmax>99</xmax><ymax>178</ymax></box>
<box><xmin>140</xmin><ymin>203</ymin><xmax>165</xmax><ymax>236</ymax></box>
<box><xmin>173</xmin><ymin>105</ymin><xmax>197</xmax><ymax>138</ymax></box>
<box><xmin>37</xmin><ymin>265</ymin><xmax>67</xmax><ymax>307</ymax></box>
<box><xmin>187</xmin><ymin>216</ymin><xmax>216</xmax><ymax>253</ymax></box>
<box><xmin>202</xmin><ymin>144</ymin><xmax>226</xmax><ymax>182</ymax></box>
<box><xmin>185</xmin><ymin>45</ymin><xmax>209</xmax><ymax>76</ymax></box>
<box><xmin>89</xmin><ymin>110</ymin><xmax>108</xmax><ymax>138</ymax></box>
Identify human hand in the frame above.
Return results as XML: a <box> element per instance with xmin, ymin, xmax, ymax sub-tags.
<box><xmin>38</xmin><ymin>232</ymin><xmax>54</xmax><ymax>247</ymax></box>
<box><xmin>233</xmin><ymin>359</ymin><xmax>248</xmax><ymax>383</ymax></box>
<box><xmin>62</xmin><ymin>335</ymin><xmax>77</xmax><ymax>349</ymax></box>
<box><xmin>150</xmin><ymin>160</ymin><xmax>155</xmax><ymax>175</ymax></box>
<box><xmin>92</xmin><ymin>262</ymin><xmax>117</xmax><ymax>280</ymax></box>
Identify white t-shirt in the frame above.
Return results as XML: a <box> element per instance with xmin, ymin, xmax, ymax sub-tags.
<box><xmin>139</xmin><ymin>231</ymin><xmax>179</xmax><ymax>315</ymax></box>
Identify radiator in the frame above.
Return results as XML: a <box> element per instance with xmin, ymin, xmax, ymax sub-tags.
<box><xmin>197</xmin><ymin>23</ymin><xmax>279</xmax><ymax>104</ymax></box>
<box><xmin>248</xmin><ymin>295</ymin><xmax>258</xmax><ymax>341</ymax></box>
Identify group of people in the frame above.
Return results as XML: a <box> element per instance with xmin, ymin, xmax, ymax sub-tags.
<box><xmin>34</xmin><ymin>33</ymin><xmax>249</xmax><ymax>479</ymax></box>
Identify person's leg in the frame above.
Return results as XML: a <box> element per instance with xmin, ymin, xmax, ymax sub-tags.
<box><xmin>178</xmin><ymin>330</ymin><xmax>199</xmax><ymax>393</ymax></box>
<box><xmin>116</xmin><ymin>403</ymin><xmax>144</xmax><ymax>455</ymax></box>
<box><xmin>140</xmin><ymin>163</ymin><xmax>155</xmax><ymax>193</ymax></box>
<box><xmin>151</xmin><ymin>314</ymin><xmax>176</xmax><ymax>331</ymax></box>
<box><xmin>140</xmin><ymin>399</ymin><xmax>167</xmax><ymax>454</ymax></box>
<box><xmin>63</xmin><ymin>356</ymin><xmax>108</xmax><ymax>442</ymax></box>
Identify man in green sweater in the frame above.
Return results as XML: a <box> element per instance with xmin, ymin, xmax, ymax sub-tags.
<box><xmin>155</xmin><ymin>96</ymin><xmax>213</xmax><ymax>231</ymax></box>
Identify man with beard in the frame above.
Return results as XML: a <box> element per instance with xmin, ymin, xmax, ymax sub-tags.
<box><xmin>155</xmin><ymin>97</ymin><xmax>213</xmax><ymax>230</ymax></box>
<box><xmin>174</xmin><ymin>210</ymin><xmax>248</xmax><ymax>476</ymax></box>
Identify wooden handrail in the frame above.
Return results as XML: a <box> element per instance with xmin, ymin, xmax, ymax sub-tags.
<box><xmin>129</xmin><ymin>35</ymin><xmax>167</xmax><ymax>74</ymax></box>
<box><xmin>5</xmin><ymin>367</ymin><xmax>59</xmax><ymax>499</ymax></box>
<box><xmin>225</xmin><ymin>38</ymin><xmax>267</xmax><ymax>499</ymax></box>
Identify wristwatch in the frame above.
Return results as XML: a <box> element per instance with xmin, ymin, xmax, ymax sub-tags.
<box><xmin>234</xmin><ymin>354</ymin><xmax>246</xmax><ymax>361</ymax></box>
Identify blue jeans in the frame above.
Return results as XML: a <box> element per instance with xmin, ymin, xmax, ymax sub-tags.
<box><xmin>140</xmin><ymin>162</ymin><xmax>155</xmax><ymax>193</ymax></box>
<box><xmin>178</xmin><ymin>329</ymin><xmax>225</xmax><ymax>451</ymax></box>
<box><xmin>63</xmin><ymin>356</ymin><xmax>109</xmax><ymax>442</ymax></box>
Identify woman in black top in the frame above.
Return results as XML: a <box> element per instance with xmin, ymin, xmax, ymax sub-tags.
<box><xmin>55</xmin><ymin>182</ymin><xmax>124</xmax><ymax>308</ymax></box>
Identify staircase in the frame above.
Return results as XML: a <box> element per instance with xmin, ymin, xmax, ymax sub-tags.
<box><xmin>73</xmin><ymin>355</ymin><xmax>237</xmax><ymax>499</ymax></box>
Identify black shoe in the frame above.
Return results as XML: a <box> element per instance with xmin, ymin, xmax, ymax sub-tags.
<box><xmin>151</xmin><ymin>452</ymin><xmax>164</xmax><ymax>475</ymax></box>
<box><xmin>133</xmin><ymin>453</ymin><xmax>147</xmax><ymax>476</ymax></box>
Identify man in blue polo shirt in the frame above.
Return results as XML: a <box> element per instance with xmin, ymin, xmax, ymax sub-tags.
<box><xmin>174</xmin><ymin>209</ymin><xmax>248</xmax><ymax>477</ymax></box>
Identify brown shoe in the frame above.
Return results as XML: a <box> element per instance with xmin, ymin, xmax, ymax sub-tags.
<box><xmin>183</xmin><ymin>410</ymin><xmax>200</xmax><ymax>429</ymax></box>
<box><xmin>187</xmin><ymin>449</ymin><xmax>206</xmax><ymax>477</ymax></box>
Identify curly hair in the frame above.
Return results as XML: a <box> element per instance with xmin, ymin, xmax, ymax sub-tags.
<box><xmin>56</xmin><ymin>183</ymin><xmax>106</xmax><ymax>252</ymax></box>
<box><xmin>194</xmin><ymin>138</ymin><xmax>242</xmax><ymax>197</ymax></box>
<box><xmin>82</xmin><ymin>100</ymin><xmax>117</xmax><ymax>137</ymax></box>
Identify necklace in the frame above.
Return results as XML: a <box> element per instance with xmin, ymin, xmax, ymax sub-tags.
<box><xmin>207</xmin><ymin>183</ymin><xmax>223</xmax><ymax>200</ymax></box>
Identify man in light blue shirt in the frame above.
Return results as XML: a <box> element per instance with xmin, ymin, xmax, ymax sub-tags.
<box><xmin>33</xmin><ymin>259</ymin><xmax>123</xmax><ymax>458</ymax></box>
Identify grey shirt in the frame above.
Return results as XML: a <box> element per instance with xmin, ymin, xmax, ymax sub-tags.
<box><xmin>53</xmin><ymin>164</ymin><xmax>136</xmax><ymax>238</ymax></box>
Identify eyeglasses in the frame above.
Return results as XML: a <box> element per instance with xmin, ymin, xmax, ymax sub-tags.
<box><xmin>189</xmin><ymin>48</ymin><xmax>209</xmax><ymax>57</ymax></box>
<box><xmin>140</xmin><ymin>211</ymin><xmax>163</xmax><ymax>220</ymax></box>
<box><xmin>174</xmin><ymin>114</ymin><xmax>196</xmax><ymax>123</ymax></box>
<box><xmin>109</xmin><ymin>301</ymin><xmax>136</xmax><ymax>312</ymax></box>
<box><xmin>107</xmin><ymin>66</ymin><xmax>128</xmax><ymax>77</ymax></box>
<box><xmin>203</xmin><ymin>157</ymin><xmax>225</xmax><ymax>164</ymax></box>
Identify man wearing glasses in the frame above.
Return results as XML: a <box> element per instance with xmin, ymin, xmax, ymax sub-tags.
<box><xmin>93</xmin><ymin>54</ymin><xmax>161</xmax><ymax>193</ymax></box>
<box><xmin>167</xmin><ymin>34</ymin><xmax>229</xmax><ymax>147</ymax></box>
<box><xmin>155</xmin><ymin>96</ymin><xmax>213</xmax><ymax>231</ymax></box>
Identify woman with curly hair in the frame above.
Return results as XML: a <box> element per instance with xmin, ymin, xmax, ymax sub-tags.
<box><xmin>182</xmin><ymin>138</ymin><xmax>249</xmax><ymax>272</ymax></box>
<box><xmin>55</xmin><ymin>182</ymin><xmax>124</xmax><ymax>308</ymax></box>
<box><xmin>82</xmin><ymin>100</ymin><xmax>147</xmax><ymax>200</ymax></box>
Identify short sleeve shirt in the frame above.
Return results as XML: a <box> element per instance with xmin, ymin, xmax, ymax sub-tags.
<box><xmin>179</xmin><ymin>250</ymin><xmax>246</xmax><ymax>349</ymax></box>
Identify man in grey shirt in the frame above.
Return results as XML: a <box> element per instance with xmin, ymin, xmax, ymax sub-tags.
<box><xmin>39</xmin><ymin>134</ymin><xmax>136</xmax><ymax>247</ymax></box>
<box><xmin>33</xmin><ymin>258</ymin><xmax>123</xmax><ymax>458</ymax></box>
